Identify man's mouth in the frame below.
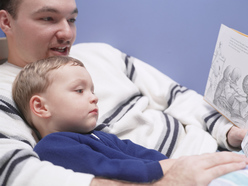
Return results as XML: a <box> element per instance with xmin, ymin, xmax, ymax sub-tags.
<box><xmin>51</xmin><ymin>46</ymin><xmax>68</xmax><ymax>54</ymax></box>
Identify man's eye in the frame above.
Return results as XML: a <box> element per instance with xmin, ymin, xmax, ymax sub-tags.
<box><xmin>68</xmin><ymin>18</ymin><xmax>76</xmax><ymax>23</ymax></box>
<box><xmin>76</xmin><ymin>89</ymin><xmax>83</xmax><ymax>93</ymax></box>
<box><xmin>42</xmin><ymin>17</ymin><xmax>54</xmax><ymax>21</ymax></box>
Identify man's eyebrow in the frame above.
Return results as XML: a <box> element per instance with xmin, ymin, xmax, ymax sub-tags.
<box><xmin>33</xmin><ymin>6</ymin><xmax>78</xmax><ymax>15</ymax></box>
<box><xmin>72</xmin><ymin>8</ymin><xmax>78</xmax><ymax>14</ymax></box>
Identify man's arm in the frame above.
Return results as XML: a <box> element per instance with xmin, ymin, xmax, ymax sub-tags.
<box><xmin>91</xmin><ymin>151</ymin><xmax>248</xmax><ymax>186</ymax></box>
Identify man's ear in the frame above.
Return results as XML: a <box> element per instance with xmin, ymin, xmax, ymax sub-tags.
<box><xmin>30</xmin><ymin>95</ymin><xmax>51</xmax><ymax>118</ymax></box>
<box><xmin>0</xmin><ymin>10</ymin><xmax>12</xmax><ymax>34</ymax></box>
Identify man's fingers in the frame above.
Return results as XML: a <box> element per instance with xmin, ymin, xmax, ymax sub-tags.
<box><xmin>159</xmin><ymin>152</ymin><xmax>248</xmax><ymax>186</ymax></box>
<box><xmin>201</xmin><ymin>152</ymin><xmax>248</xmax><ymax>168</ymax></box>
<box><xmin>204</xmin><ymin>161</ymin><xmax>246</xmax><ymax>183</ymax></box>
<box><xmin>188</xmin><ymin>152</ymin><xmax>247</xmax><ymax>185</ymax></box>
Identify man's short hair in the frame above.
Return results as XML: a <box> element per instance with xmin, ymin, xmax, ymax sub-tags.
<box><xmin>0</xmin><ymin>0</ymin><xmax>22</xmax><ymax>19</ymax></box>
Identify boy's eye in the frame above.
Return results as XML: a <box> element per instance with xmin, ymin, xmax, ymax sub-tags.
<box><xmin>76</xmin><ymin>89</ymin><xmax>83</xmax><ymax>93</ymax></box>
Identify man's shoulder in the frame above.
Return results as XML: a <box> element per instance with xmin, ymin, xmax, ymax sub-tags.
<box><xmin>71</xmin><ymin>42</ymin><xmax>115</xmax><ymax>50</ymax></box>
<box><xmin>70</xmin><ymin>42</ymin><xmax>121</xmax><ymax>57</ymax></box>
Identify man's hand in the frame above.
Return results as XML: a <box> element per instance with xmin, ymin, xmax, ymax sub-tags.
<box><xmin>227</xmin><ymin>126</ymin><xmax>248</xmax><ymax>148</ymax></box>
<box><xmin>91</xmin><ymin>152</ymin><xmax>248</xmax><ymax>186</ymax></box>
<box><xmin>159</xmin><ymin>159</ymin><xmax>177</xmax><ymax>175</ymax></box>
<box><xmin>155</xmin><ymin>151</ymin><xmax>248</xmax><ymax>186</ymax></box>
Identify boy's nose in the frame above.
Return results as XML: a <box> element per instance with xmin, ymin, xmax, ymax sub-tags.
<box><xmin>90</xmin><ymin>94</ymin><xmax>98</xmax><ymax>104</ymax></box>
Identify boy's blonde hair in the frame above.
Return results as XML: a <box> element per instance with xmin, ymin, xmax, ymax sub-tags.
<box><xmin>12</xmin><ymin>56</ymin><xmax>85</xmax><ymax>125</ymax></box>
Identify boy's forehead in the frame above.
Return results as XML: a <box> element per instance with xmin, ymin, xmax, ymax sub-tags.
<box><xmin>54</xmin><ymin>63</ymin><xmax>85</xmax><ymax>74</ymax></box>
<box><xmin>49</xmin><ymin>64</ymin><xmax>87</xmax><ymax>83</ymax></box>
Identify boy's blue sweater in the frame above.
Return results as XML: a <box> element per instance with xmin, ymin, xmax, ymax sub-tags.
<box><xmin>34</xmin><ymin>130</ymin><xmax>167</xmax><ymax>183</ymax></box>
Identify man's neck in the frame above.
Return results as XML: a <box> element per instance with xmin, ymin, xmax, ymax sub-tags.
<box><xmin>0</xmin><ymin>37</ymin><xmax>8</xmax><ymax>61</ymax></box>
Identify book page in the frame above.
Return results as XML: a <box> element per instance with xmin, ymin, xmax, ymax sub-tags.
<box><xmin>204</xmin><ymin>24</ymin><xmax>248</xmax><ymax>129</ymax></box>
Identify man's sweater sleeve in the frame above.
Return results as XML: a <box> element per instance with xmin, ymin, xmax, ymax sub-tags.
<box><xmin>128</xmin><ymin>53</ymin><xmax>234</xmax><ymax>150</ymax></box>
<box><xmin>0</xmin><ymin>137</ymin><xmax>94</xmax><ymax>186</ymax></box>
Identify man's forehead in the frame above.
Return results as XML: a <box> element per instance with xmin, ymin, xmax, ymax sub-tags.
<box><xmin>33</xmin><ymin>6</ymin><xmax>78</xmax><ymax>15</ymax></box>
<box><xmin>20</xmin><ymin>0</ymin><xmax>77</xmax><ymax>15</ymax></box>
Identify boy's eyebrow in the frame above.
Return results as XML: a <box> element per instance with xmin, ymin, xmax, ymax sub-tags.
<box><xmin>33</xmin><ymin>6</ymin><xmax>78</xmax><ymax>15</ymax></box>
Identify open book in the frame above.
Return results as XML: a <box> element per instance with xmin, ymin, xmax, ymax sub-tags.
<box><xmin>204</xmin><ymin>24</ymin><xmax>248</xmax><ymax>130</ymax></box>
<box><xmin>204</xmin><ymin>24</ymin><xmax>248</xmax><ymax>156</ymax></box>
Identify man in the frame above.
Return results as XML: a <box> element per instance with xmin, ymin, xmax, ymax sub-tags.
<box><xmin>0</xmin><ymin>0</ymin><xmax>247</xmax><ymax>185</ymax></box>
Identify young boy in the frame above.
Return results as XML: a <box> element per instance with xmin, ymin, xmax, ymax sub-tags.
<box><xmin>12</xmin><ymin>56</ymin><xmax>175</xmax><ymax>183</ymax></box>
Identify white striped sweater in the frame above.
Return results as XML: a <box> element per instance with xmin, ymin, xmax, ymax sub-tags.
<box><xmin>0</xmin><ymin>43</ymin><xmax>234</xmax><ymax>186</ymax></box>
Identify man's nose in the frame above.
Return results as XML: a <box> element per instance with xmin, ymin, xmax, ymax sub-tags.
<box><xmin>56</xmin><ymin>20</ymin><xmax>75</xmax><ymax>44</ymax></box>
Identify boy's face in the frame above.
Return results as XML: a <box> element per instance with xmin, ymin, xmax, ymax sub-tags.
<box><xmin>7</xmin><ymin>0</ymin><xmax>77</xmax><ymax>67</ymax></box>
<box><xmin>41</xmin><ymin>64</ymin><xmax>98</xmax><ymax>134</ymax></box>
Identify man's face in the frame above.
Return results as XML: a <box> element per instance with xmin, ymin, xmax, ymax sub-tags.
<box><xmin>8</xmin><ymin>0</ymin><xmax>77</xmax><ymax>67</ymax></box>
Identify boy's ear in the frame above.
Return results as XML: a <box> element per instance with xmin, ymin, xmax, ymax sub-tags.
<box><xmin>0</xmin><ymin>10</ymin><xmax>12</xmax><ymax>34</ymax></box>
<box><xmin>30</xmin><ymin>95</ymin><xmax>51</xmax><ymax>118</ymax></box>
